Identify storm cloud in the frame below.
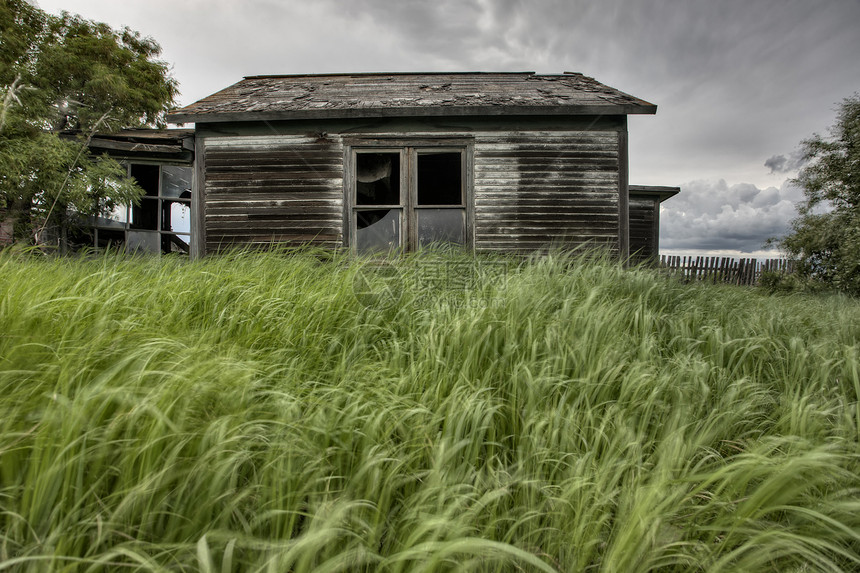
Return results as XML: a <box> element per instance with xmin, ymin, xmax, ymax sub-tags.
<box><xmin>660</xmin><ymin>179</ymin><xmax>803</xmax><ymax>253</ymax></box>
<box><xmin>764</xmin><ymin>150</ymin><xmax>807</xmax><ymax>174</ymax></box>
<box><xmin>32</xmin><ymin>0</ymin><xmax>860</xmax><ymax>255</ymax></box>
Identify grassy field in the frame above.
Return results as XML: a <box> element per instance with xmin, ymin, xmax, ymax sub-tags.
<box><xmin>0</xmin><ymin>248</ymin><xmax>858</xmax><ymax>572</ymax></box>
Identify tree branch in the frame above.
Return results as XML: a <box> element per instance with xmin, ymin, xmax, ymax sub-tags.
<box><xmin>35</xmin><ymin>109</ymin><xmax>113</xmax><ymax>245</ymax></box>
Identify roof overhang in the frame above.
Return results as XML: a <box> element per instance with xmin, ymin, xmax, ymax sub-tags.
<box><xmin>629</xmin><ymin>185</ymin><xmax>680</xmax><ymax>203</ymax></box>
<box><xmin>62</xmin><ymin>129</ymin><xmax>195</xmax><ymax>163</ymax></box>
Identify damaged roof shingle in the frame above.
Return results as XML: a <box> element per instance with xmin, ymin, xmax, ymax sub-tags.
<box><xmin>167</xmin><ymin>72</ymin><xmax>656</xmax><ymax>123</ymax></box>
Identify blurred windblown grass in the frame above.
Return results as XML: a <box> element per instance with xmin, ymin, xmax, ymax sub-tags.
<box><xmin>0</xmin><ymin>248</ymin><xmax>858</xmax><ymax>572</ymax></box>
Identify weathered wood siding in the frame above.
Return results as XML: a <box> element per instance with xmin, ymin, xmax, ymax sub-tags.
<box><xmin>473</xmin><ymin>132</ymin><xmax>620</xmax><ymax>253</ymax></box>
<box><xmin>629</xmin><ymin>197</ymin><xmax>658</xmax><ymax>262</ymax></box>
<box><xmin>202</xmin><ymin>135</ymin><xmax>343</xmax><ymax>252</ymax></box>
<box><xmin>198</xmin><ymin>122</ymin><xmax>625</xmax><ymax>255</ymax></box>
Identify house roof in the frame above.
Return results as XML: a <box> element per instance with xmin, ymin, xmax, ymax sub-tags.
<box><xmin>167</xmin><ymin>72</ymin><xmax>656</xmax><ymax>124</ymax></box>
<box><xmin>629</xmin><ymin>185</ymin><xmax>680</xmax><ymax>202</ymax></box>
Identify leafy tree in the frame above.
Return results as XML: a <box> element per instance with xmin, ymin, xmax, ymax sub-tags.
<box><xmin>0</xmin><ymin>0</ymin><xmax>178</xmax><ymax>246</ymax></box>
<box><xmin>777</xmin><ymin>94</ymin><xmax>860</xmax><ymax>295</ymax></box>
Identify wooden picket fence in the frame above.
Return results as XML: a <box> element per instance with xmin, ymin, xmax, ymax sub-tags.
<box><xmin>660</xmin><ymin>255</ymin><xmax>797</xmax><ymax>286</ymax></box>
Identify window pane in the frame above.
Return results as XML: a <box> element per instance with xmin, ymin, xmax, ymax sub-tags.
<box><xmin>130</xmin><ymin>164</ymin><xmax>159</xmax><ymax>197</ymax></box>
<box><xmin>417</xmin><ymin>208</ymin><xmax>465</xmax><ymax>247</ymax></box>
<box><xmin>95</xmin><ymin>229</ymin><xmax>125</xmax><ymax>250</ymax></box>
<box><xmin>355</xmin><ymin>209</ymin><xmax>401</xmax><ymax>253</ymax></box>
<box><xmin>162</xmin><ymin>234</ymin><xmax>190</xmax><ymax>255</ymax></box>
<box><xmin>417</xmin><ymin>152</ymin><xmax>462</xmax><ymax>205</ymax></box>
<box><xmin>127</xmin><ymin>230</ymin><xmax>160</xmax><ymax>253</ymax></box>
<box><xmin>161</xmin><ymin>165</ymin><xmax>192</xmax><ymax>199</ymax></box>
<box><xmin>163</xmin><ymin>200</ymin><xmax>191</xmax><ymax>234</ymax></box>
<box><xmin>131</xmin><ymin>197</ymin><xmax>158</xmax><ymax>230</ymax></box>
<box><xmin>356</xmin><ymin>153</ymin><xmax>400</xmax><ymax>205</ymax></box>
<box><xmin>90</xmin><ymin>204</ymin><xmax>128</xmax><ymax>229</ymax></box>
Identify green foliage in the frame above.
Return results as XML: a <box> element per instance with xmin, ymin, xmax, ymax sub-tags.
<box><xmin>0</xmin><ymin>0</ymin><xmax>178</xmax><ymax>243</ymax></box>
<box><xmin>778</xmin><ymin>94</ymin><xmax>860</xmax><ymax>295</ymax></box>
<box><xmin>1</xmin><ymin>249</ymin><xmax>859</xmax><ymax>572</ymax></box>
<box><xmin>757</xmin><ymin>269</ymin><xmax>814</xmax><ymax>295</ymax></box>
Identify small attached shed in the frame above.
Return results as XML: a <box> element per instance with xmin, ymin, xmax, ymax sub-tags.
<box><xmin>166</xmin><ymin>72</ymin><xmax>672</xmax><ymax>258</ymax></box>
<box><xmin>628</xmin><ymin>185</ymin><xmax>680</xmax><ymax>264</ymax></box>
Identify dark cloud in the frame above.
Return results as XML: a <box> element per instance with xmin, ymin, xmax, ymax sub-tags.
<box><xmin>764</xmin><ymin>150</ymin><xmax>807</xmax><ymax>174</ymax></box>
<box><xmin>33</xmin><ymin>0</ymin><xmax>860</xmax><ymax>254</ymax></box>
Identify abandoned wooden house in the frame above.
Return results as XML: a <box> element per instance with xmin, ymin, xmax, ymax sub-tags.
<box><xmin>72</xmin><ymin>72</ymin><xmax>679</xmax><ymax>260</ymax></box>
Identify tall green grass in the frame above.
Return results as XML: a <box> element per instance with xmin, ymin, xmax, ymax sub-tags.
<box><xmin>0</xmin><ymin>248</ymin><xmax>858</xmax><ymax>572</ymax></box>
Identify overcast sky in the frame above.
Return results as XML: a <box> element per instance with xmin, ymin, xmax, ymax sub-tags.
<box><xmin>34</xmin><ymin>0</ymin><xmax>860</xmax><ymax>256</ymax></box>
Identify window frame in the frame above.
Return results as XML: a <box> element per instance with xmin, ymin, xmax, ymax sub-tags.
<box><xmin>344</xmin><ymin>138</ymin><xmax>474</xmax><ymax>254</ymax></box>
<box><xmin>87</xmin><ymin>162</ymin><xmax>193</xmax><ymax>255</ymax></box>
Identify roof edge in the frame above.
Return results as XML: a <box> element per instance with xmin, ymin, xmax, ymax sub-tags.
<box><xmin>243</xmin><ymin>71</ymin><xmax>540</xmax><ymax>80</ymax></box>
<box><xmin>629</xmin><ymin>185</ymin><xmax>680</xmax><ymax>202</ymax></box>
<box><xmin>167</xmin><ymin>103</ymin><xmax>657</xmax><ymax>124</ymax></box>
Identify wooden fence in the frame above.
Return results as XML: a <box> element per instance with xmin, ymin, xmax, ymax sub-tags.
<box><xmin>660</xmin><ymin>255</ymin><xmax>797</xmax><ymax>286</ymax></box>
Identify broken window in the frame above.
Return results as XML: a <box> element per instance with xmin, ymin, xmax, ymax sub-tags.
<box><xmin>355</xmin><ymin>152</ymin><xmax>402</xmax><ymax>253</ymax></box>
<box><xmin>349</xmin><ymin>146</ymin><xmax>469</xmax><ymax>254</ymax></box>
<box><xmin>86</xmin><ymin>163</ymin><xmax>193</xmax><ymax>254</ymax></box>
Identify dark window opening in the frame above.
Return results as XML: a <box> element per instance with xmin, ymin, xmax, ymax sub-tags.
<box><xmin>417</xmin><ymin>152</ymin><xmax>462</xmax><ymax>206</ymax></box>
<box><xmin>130</xmin><ymin>164</ymin><xmax>159</xmax><ymax>230</ymax></box>
<box><xmin>95</xmin><ymin>229</ymin><xmax>125</xmax><ymax>250</ymax></box>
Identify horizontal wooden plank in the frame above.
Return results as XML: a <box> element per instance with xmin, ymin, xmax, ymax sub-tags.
<box><xmin>205</xmin><ymin>158</ymin><xmax>343</xmax><ymax>169</ymax></box>
<box><xmin>474</xmin><ymin>239</ymin><xmax>617</xmax><ymax>249</ymax></box>
<box><xmin>474</xmin><ymin>164</ymin><xmax>618</xmax><ymax>173</ymax></box>
<box><xmin>475</xmin><ymin>209</ymin><xmax>617</xmax><ymax>217</ymax></box>
<box><xmin>475</xmin><ymin>195</ymin><xmax>617</xmax><ymax>204</ymax></box>
<box><xmin>206</xmin><ymin>162</ymin><xmax>342</xmax><ymax>171</ymax></box>
<box><xmin>205</xmin><ymin>136</ymin><xmax>341</xmax><ymax>147</ymax></box>
<box><xmin>207</xmin><ymin>171</ymin><xmax>342</xmax><ymax>181</ymax></box>
<box><xmin>475</xmin><ymin>166</ymin><xmax>620</xmax><ymax>174</ymax></box>
<box><xmin>475</xmin><ymin>152</ymin><xmax>618</xmax><ymax>162</ymax></box>
<box><xmin>475</xmin><ymin>180</ymin><xmax>618</xmax><ymax>189</ymax></box>
<box><xmin>476</xmin><ymin>225</ymin><xmax>618</xmax><ymax>233</ymax></box>
<box><xmin>208</xmin><ymin>205</ymin><xmax>340</xmax><ymax>215</ymax></box>
<box><xmin>207</xmin><ymin>223</ymin><xmax>342</xmax><ymax>233</ymax></box>
<box><xmin>477</xmin><ymin>193</ymin><xmax>617</xmax><ymax>200</ymax></box>
<box><xmin>476</xmin><ymin>206</ymin><xmax>617</xmax><ymax>215</ymax></box>
<box><xmin>206</xmin><ymin>143</ymin><xmax>341</xmax><ymax>153</ymax></box>
<box><xmin>475</xmin><ymin>151</ymin><xmax>618</xmax><ymax>159</ymax></box>
<box><xmin>475</xmin><ymin>135</ymin><xmax>619</xmax><ymax>145</ymax></box>
<box><xmin>207</xmin><ymin>197</ymin><xmax>340</xmax><ymax>207</ymax></box>
<box><xmin>205</xmin><ymin>181</ymin><xmax>341</xmax><ymax>191</ymax></box>
<box><xmin>205</xmin><ymin>156</ymin><xmax>341</xmax><ymax>167</ymax></box>
<box><xmin>207</xmin><ymin>196</ymin><xmax>341</xmax><ymax>206</ymax></box>
<box><xmin>205</xmin><ymin>209</ymin><xmax>340</xmax><ymax>219</ymax></box>
<box><xmin>476</xmin><ymin>218</ymin><xmax>618</xmax><ymax>227</ymax></box>
<box><xmin>207</xmin><ymin>239</ymin><xmax>341</xmax><ymax>252</ymax></box>
<box><xmin>208</xmin><ymin>234</ymin><xmax>339</xmax><ymax>242</ymax></box>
